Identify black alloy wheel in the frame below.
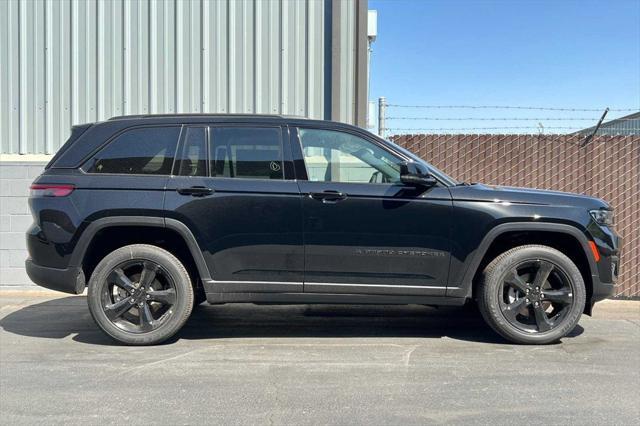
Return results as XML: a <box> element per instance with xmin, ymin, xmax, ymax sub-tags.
<box><xmin>101</xmin><ymin>260</ymin><xmax>177</xmax><ymax>333</ymax></box>
<box><xmin>88</xmin><ymin>244</ymin><xmax>194</xmax><ymax>345</ymax></box>
<box><xmin>500</xmin><ymin>260</ymin><xmax>575</xmax><ymax>333</ymax></box>
<box><xmin>477</xmin><ymin>244</ymin><xmax>586</xmax><ymax>344</ymax></box>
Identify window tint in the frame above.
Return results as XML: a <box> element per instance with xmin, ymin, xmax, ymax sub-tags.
<box><xmin>175</xmin><ymin>127</ymin><xmax>207</xmax><ymax>176</ymax></box>
<box><xmin>298</xmin><ymin>128</ymin><xmax>401</xmax><ymax>184</ymax></box>
<box><xmin>210</xmin><ymin>127</ymin><xmax>283</xmax><ymax>180</ymax></box>
<box><xmin>86</xmin><ymin>126</ymin><xmax>180</xmax><ymax>175</ymax></box>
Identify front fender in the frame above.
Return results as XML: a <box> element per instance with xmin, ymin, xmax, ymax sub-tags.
<box><xmin>446</xmin><ymin>222</ymin><xmax>598</xmax><ymax>299</ymax></box>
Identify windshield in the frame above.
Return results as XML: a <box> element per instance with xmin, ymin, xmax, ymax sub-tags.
<box><xmin>382</xmin><ymin>137</ymin><xmax>460</xmax><ymax>186</ymax></box>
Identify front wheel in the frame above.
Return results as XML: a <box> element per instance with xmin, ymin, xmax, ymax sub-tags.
<box><xmin>477</xmin><ymin>244</ymin><xmax>586</xmax><ymax>344</ymax></box>
<box><xmin>87</xmin><ymin>244</ymin><xmax>194</xmax><ymax>345</ymax></box>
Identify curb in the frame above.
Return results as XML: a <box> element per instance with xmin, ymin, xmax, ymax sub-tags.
<box><xmin>590</xmin><ymin>299</ymin><xmax>640</xmax><ymax>320</ymax></box>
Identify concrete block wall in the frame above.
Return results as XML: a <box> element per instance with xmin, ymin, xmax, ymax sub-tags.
<box><xmin>0</xmin><ymin>161</ymin><xmax>47</xmax><ymax>286</ymax></box>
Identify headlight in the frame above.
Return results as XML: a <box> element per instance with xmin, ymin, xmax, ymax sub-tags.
<box><xmin>590</xmin><ymin>209</ymin><xmax>614</xmax><ymax>226</ymax></box>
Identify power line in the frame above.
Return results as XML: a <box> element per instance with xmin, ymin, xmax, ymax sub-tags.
<box><xmin>386</xmin><ymin>104</ymin><xmax>638</xmax><ymax>112</ymax></box>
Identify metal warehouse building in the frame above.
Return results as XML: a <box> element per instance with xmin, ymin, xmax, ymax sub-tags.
<box><xmin>575</xmin><ymin>112</ymin><xmax>640</xmax><ymax>136</ymax></box>
<box><xmin>0</xmin><ymin>0</ymin><xmax>371</xmax><ymax>286</ymax></box>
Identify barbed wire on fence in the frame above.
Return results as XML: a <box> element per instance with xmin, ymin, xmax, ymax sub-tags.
<box><xmin>381</xmin><ymin>109</ymin><xmax>638</xmax><ymax>136</ymax></box>
<box><xmin>386</xmin><ymin>117</ymin><xmax>639</xmax><ymax>121</ymax></box>
<box><xmin>386</xmin><ymin>104</ymin><xmax>639</xmax><ymax>112</ymax></box>
<box><xmin>386</xmin><ymin>128</ymin><xmax>640</xmax><ymax>140</ymax></box>
<box><xmin>386</xmin><ymin>126</ymin><xmax>587</xmax><ymax>132</ymax></box>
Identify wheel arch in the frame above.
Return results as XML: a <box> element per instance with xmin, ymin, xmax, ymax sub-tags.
<box><xmin>70</xmin><ymin>216</ymin><xmax>211</xmax><ymax>284</ymax></box>
<box><xmin>451</xmin><ymin>222</ymin><xmax>598</xmax><ymax>312</ymax></box>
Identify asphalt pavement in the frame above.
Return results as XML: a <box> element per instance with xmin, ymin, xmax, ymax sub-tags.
<box><xmin>1</xmin><ymin>292</ymin><xmax>639</xmax><ymax>425</ymax></box>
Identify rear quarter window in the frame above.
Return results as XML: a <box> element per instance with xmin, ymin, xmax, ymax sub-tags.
<box><xmin>84</xmin><ymin>126</ymin><xmax>180</xmax><ymax>175</ymax></box>
<box><xmin>45</xmin><ymin>124</ymin><xmax>92</xmax><ymax>169</ymax></box>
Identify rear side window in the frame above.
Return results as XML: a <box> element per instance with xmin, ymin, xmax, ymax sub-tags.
<box><xmin>85</xmin><ymin>126</ymin><xmax>180</xmax><ymax>175</ymax></box>
<box><xmin>210</xmin><ymin>127</ymin><xmax>283</xmax><ymax>180</ymax></box>
<box><xmin>175</xmin><ymin>127</ymin><xmax>207</xmax><ymax>177</ymax></box>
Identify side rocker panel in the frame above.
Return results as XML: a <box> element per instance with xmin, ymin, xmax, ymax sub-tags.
<box><xmin>205</xmin><ymin>291</ymin><xmax>467</xmax><ymax>306</ymax></box>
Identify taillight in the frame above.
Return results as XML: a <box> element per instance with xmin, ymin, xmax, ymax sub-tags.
<box><xmin>30</xmin><ymin>184</ymin><xmax>75</xmax><ymax>197</ymax></box>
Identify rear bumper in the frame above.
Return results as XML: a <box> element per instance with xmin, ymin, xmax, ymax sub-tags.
<box><xmin>25</xmin><ymin>258</ymin><xmax>86</xmax><ymax>295</ymax></box>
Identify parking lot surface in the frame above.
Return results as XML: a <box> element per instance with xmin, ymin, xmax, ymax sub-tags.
<box><xmin>1</xmin><ymin>293</ymin><xmax>639</xmax><ymax>425</ymax></box>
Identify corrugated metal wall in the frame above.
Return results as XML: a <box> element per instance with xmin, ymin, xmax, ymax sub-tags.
<box><xmin>576</xmin><ymin>113</ymin><xmax>640</xmax><ymax>136</ymax></box>
<box><xmin>336</xmin><ymin>0</ymin><xmax>356</xmax><ymax>123</ymax></box>
<box><xmin>0</xmin><ymin>0</ymin><xmax>361</xmax><ymax>155</ymax></box>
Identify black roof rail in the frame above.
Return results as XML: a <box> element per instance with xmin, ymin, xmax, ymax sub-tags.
<box><xmin>107</xmin><ymin>113</ymin><xmax>309</xmax><ymax>121</ymax></box>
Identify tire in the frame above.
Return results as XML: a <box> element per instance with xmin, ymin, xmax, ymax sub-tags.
<box><xmin>477</xmin><ymin>244</ymin><xmax>586</xmax><ymax>344</ymax></box>
<box><xmin>87</xmin><ymin>244</ymin><xmax>194</xmax><ymax>345</ymax></box>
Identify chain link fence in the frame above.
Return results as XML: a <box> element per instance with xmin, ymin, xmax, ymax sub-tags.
<box><xmin>391</xmin><ymin>134</ymin><xmax>639</xmax><ymax>298</ymax></box>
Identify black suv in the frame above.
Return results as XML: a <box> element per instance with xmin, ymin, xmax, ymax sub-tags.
<box><xmin>26</xmin><ymin>115</ymin><xmax>620</xmax><ymax>345</ymax></box>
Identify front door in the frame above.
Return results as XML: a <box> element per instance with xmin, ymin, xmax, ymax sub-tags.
<box><xmin>293</xmin><ymin>127</ymin><xmax>452</xmax><ymax>296</ymax></box>
<box><xmin>164</xmin><ymin>124</ymin><xmax>304</xmax><ymax>294</ymax></box>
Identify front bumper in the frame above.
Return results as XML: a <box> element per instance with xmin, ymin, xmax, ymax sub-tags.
<box><xmin>591</xmin><ymin>275</ymin><xmax>615</xmax><ymax>303</ymax></box>
<box><xmin>585</xmin><ymin>249</ymin><xmax>619</xmax><ymax>314</ymax></box>
<box><xmin>586</xmin><ymin>221</ymin><xmax>620</xmax><ymax>303</ymax></box>
<box><xmin>25</xmin><ymin>258</ymin><xmax>86</xmax><ymax>295</ymax></box>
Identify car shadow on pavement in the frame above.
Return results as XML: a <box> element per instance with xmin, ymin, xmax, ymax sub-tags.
<box><xmin>0</xmin><ymin>296</ymin><xmax>583</xmax><ymax>346</ymax></box>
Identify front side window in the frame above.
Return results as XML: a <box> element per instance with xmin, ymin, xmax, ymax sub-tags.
<box><xmin>210</xmin><ymin>127</ymin><xmax>283</xmax><ymax>180</ymax></box>
<box><xmin>298</xmin><ymin>128</ymin><xmax>401</xmax><ymax>184</ymax></box>
<box><xmin>85</xmin><ymin>126</ymin><xmax>180</xmax><ymax>175</ymax></box>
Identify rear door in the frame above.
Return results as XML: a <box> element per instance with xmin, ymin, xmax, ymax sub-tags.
<box><xmin>164</xmin><ymin>124</ymin><xmax>304</xmax><ymax>293</ymax></box>
<box><xmin>292</xmin><ymin>126</ymin><xmax>453</xmax><ymax>296</ymax></box>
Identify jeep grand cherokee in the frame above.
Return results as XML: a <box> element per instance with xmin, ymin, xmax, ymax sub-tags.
<box><xmin>26</xmin><ymin>114</ymin><xmax>620</xmax><ymax>345</ymax></box>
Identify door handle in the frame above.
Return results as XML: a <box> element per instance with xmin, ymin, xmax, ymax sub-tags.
<box><xmin>309</xmin><ymin>190</ymin><xmax>348</xmax><ymax>204</ymax></box>
<box><xmin>177</xmin><ymin>186</ymin><xmax>214</xmax><ymax>197</ymax></box>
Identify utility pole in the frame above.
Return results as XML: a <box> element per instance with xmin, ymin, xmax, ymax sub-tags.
<box><xmin>378</xmin><ymin>97</ymin><xmax>386</xmax><ymax>138</ymax></box>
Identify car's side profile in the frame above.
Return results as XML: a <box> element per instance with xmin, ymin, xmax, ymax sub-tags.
<box><xmin>26</xmin><ymin>114</ymin><xmax>620</xmax><ymax>345</ymax></box>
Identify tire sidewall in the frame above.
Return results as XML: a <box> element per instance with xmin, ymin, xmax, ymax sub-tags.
<box><xmin>87</xmin><ymin>244</ymin><xmax>194</xmax><ymax>345</ymax></box>
<box><xmin>479</xmin><ymin>245</ymin><xmax>586</xmax><ymax>344</ymax></box>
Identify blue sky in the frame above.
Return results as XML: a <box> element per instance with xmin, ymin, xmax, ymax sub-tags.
<box><xmin>368</xmin><ymin>0</ymin><xmax>640</xmax><ymax>134</ymax></box>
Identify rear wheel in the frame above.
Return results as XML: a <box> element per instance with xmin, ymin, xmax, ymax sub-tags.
<box><xmin>477</xmin><ymin>244</ymin><xmax>586</xmax><ymax>344</ymax></box>
<box><xmin>87</xmin><ymin>244</ymin><xmax>194</xmax><ymax>345</ymax></box>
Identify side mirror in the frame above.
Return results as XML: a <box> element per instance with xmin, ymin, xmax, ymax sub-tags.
<box><xmin>400</xmin><ymin>162</ymin><xmax>437</xmax><ymax>187</ymax></box>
